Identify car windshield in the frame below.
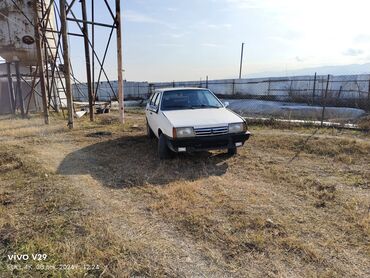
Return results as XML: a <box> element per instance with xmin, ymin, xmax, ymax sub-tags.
<box><xmin>161</xmin><ymin>90</ymin><xmax>223</xmax><ymax>111</ymax></box>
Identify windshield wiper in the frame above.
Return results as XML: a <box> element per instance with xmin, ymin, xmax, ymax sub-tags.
<box><xmin>163</xmin><ymin>106</ymin><xmax>189</xmax><ymax>110</ymax></box>
<box><xmin>190</xmin><ymin>104</ymin><xmax>221</xmax><ymax>109</ymax></box>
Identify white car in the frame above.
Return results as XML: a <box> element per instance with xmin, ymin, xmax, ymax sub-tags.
<box><xmin>146</xmin><ymin>87</ymin><xmax>251</xmax><ymax>159</ymax></box>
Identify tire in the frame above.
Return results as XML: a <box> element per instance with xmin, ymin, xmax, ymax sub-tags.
<box><xmin>146</xmin><ymin>121</ymin><xmax>155</xmax><ymax>139</ymax></box>
<box><xmin>158</xmin><ymin>134</ymin><xmax>173</xmax><ymax>159</ymax></box>
<box><xmin>227</xmin><ymin>147</ymin><xmax>237</xmax><ymax>156</ymax></box>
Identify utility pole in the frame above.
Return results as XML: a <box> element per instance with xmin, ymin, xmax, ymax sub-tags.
<box><xmin>312</xmin><ymin>72</ymin><xmax>317</xmax><ymax>105</ymax></box>
<box><xmin>116</xmin><ymin>0</ymin><xmax>124</xmax><ymax>124</ymax></box>
<box><xmin>239</xmin><ymin>42</ymin><xmax>245</xmax><ymax>79</ymax></box>
<box><xmin>80</xmin><ymin>0</ymin><xmax>94</xmax><ymax>121</ymax></box>
<box><xmin>60</xmin><ymin>0</ymin><xmax>74</xmax><ymax>129</ymax></box>
<box><xmin>33</xmin><ymin>0</ymin><xmax>49</xmax><ymax>124</ymax></box>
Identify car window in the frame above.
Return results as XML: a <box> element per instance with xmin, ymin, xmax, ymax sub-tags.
<box><xmin>161</xmin><ymin>90</ymin><xmax>223</xmax><ymax>111</ymax></box>
<box><xmin>154</xmin><ymin>92</ymin><xmax>161</xmax><ymax>106</ymax></box>
<box><xmin>150</xmin><ymin>93</ymin><xmax>158</xmax><ymax>106</ymax></box>
<box><xmin>149</xmin><ymin>92</ymin><xmax>156</xmax><ymax>103</ymax></box>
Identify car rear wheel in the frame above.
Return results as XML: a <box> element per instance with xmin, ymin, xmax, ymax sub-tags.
<box><xmin>228</xmin><ymin>147</ymin><xmax>237</xmax><ymax>156</ymax></box>
<box><xmin>146</xmin><ymin>121</ymin><xmax>155</xmax><ymax>139</ymax></box>
<box><xmin>158</xmin><ymin>134</ymin><xmax>173</xmax><ymax>159</ymax></box>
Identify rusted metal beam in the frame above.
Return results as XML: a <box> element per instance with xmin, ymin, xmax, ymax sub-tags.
<box><xmin>66</xmin><ymin>17</ymin><xmax>116</xmax><ymax>28</ymax></box>
<box><xmin>103</xmin><ymin>0</ymin><xmax>116</xmax><ymax>21</ymax></box>
<box><xmin>40</xmin><ymin>0</ymin><xmax>52</xmax><ymax>108</ymax></box>
<box><xmin>68</xmin><ymin>8</ymin><xmax>117</xmax><ymax>99</ymax></box>
<box><xmin>34</xmin><ymin>0</ymin><xmax>49</xmax><ymax>124</ymax></box>
<box><xmin>60</xmin><ymin>0</ymin><xmax>74</xmax><ymax>129</ymax></box>
<box><xmin>25</xmin><ymin>66</ymin><xmax>39</xmax><ymax>115</ymax></box>
<box><xmin>44</xmin><ymin>29</ymin><xmax>84</xmax><ymax>37</ymax></box>
<box><xmin>92</xmin><ymin>0</ymin><xmax>95</xmax><ymax>107</ymax></box>
<box><xmin>94</xmin><ymin>26</ymin><xmax>115</xmax><ymax>98</ymax></box>
<box><xmin>80</xmin><ymin>0</ymin><xmax>94</xmax><ymax>121</ymax></box>
<box><xmin>66</xmin><ymin>0</ymin><xmax>77</xmax><ymax>15</ymax></box>
<box><xmin>116</xmin><ymin>0</ymin><xmax>124</xmax><ymax>123</ymax></box>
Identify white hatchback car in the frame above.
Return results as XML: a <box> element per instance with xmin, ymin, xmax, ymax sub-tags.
<box><xmin>146</xmin><ymin>88</ymin><xmax>251</xmax><ymax>159</ymax></box>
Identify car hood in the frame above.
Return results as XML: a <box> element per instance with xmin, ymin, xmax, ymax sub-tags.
<box><xmin>162</xmin><ymin>108</ymin><xmax>243</xmax><ymax>128</ymax></box>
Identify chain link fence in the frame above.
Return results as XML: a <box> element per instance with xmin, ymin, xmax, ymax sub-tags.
<box><xmin>73</xmin><ymin>74</ymin><xmax>370</xmax><ymax>128</ymax></box>
<box><xmin>152</xmin><ymin>75</ymin><xmax>370</xmax><ymax>127</ymax></box>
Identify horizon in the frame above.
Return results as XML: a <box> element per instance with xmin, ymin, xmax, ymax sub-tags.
<box><xmin>1</xmin><ymin>57</ymin><xmax>369</xmax><ymax>82</ymax></box>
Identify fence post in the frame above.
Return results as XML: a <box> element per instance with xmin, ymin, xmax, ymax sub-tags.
<box><xmin>337</xmin><ymin>85</ymin><xmax>342</xmax><ymax>107</ymax></box>
<box><xmin>289</xmin><ymin>80</ymin><xmax>293</xmax><ymax>101</ymax></box>
<box><xmin>321</xmin><ymin>74</ymin><xmax>330</xmax><ymax>127</ymax></box>
<box><xmin>14</xmin><ymin>60</ymin><xmax>26</xmax><ymax>118</ymax></box>
<box><xmin>148</xmin><ymin>84</ymin><xmax>153</xmax><ymax>98</ymax></box>
<box><xmin>312</xmin><ymin>72</ymin><xmax>317</xmax><ymax>105</ymax></box>
<box><xmin>6</xmin><ymin>62</ymin><xmax>16</xmax><ymax>114</ymax></box>
<box><xmin>232</xmin><ymin>79</ymin><xmax>235</xmax><ymax>95</ymax></box>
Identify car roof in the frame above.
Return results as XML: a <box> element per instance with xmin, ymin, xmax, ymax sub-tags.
<box><xmin>155</xmin><ymin>87</ymin><xmax>210</xmax><ymax>93</ymax></box>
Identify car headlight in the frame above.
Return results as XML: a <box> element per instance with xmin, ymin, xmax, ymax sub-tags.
<box><xmin>228</xmin><ymin>122</ymin><xmax>246</xmax><ymax>133</ymax></box>
<box><xmin>173</xmin><ymin>127</ymin><xmax>195</xmax><ymax>138</ymax></box>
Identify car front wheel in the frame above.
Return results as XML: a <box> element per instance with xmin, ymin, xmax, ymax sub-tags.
<box><xmin>158</xmin><ymin>134</ymin><xmax>173</xmax><ymax>159</ymax></box>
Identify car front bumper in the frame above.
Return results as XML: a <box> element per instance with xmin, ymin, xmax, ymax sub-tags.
<box><xmin>166</xmin><ymin>131</ymin><xmax>251</xmax><ymax>152</ymax></box>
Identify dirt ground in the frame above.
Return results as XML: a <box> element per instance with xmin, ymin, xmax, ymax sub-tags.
<box><xmin>0</xmin><ymin>110</ymin><xmax>369</xmax><ymax>277</ymax></box>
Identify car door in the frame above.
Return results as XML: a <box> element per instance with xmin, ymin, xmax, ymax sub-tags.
<box><xmin>146</xmin><ymin>92</ymin><xmax>161</xmax><ymax>137</ymax></box>
<box><xmin>146</xmin><ymin>92</ymin><xmax>157</xmax><ymax>129</ymax></box>
<box><xmin>146</xmin><ymin>92</ymin><xmax>156</xmax><ymax>120</ymax></box>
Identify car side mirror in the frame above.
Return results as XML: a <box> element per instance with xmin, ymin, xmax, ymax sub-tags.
<box><xmin>224</xmin><ymin>101</ymin><xmax>230</xmax><ymax>108</ymax></box>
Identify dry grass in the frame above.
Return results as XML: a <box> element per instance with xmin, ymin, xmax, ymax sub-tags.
<box><xmin>0</xmin><ymin>111</ymin><xmax>369</xmax><ymax>277</ymax></box>
<box><xmin>0</xmin><ymin>145</ymin><xmax>175</xmax><ymax>277</ymax></box>
<box><xmin>356</xmin><ymin>115</ymin><xmax>370</xmax><ymax>130</ymax></box>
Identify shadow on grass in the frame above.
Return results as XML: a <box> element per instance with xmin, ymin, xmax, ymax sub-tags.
<box><xmin>57</xmin><ymin>135</ymin><xmax>229</xmax><ymax>188</ymax></box>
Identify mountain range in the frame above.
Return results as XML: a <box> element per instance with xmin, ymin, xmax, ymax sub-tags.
<box><xmin>246</xmin><ymin>63</ymin><xmax>370</xmax><ymax>78</ymax></box>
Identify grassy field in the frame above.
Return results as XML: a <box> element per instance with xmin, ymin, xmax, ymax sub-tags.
<box><xmin>0</xmin><ymin>110</ymin><xmax>369</xmax><ymax>277</ymax></box>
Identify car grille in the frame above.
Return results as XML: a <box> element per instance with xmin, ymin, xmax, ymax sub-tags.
<box><xmin>194</xmin><ymin>126</ymin><xmax>228</xmax><ymax>136</ymax></box>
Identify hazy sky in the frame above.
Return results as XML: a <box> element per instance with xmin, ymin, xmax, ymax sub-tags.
<box><xmin>121</xmin><ymin>0</ymin><xmax>370</xmax><ymax>81</ymax></box>
<box><xmin>1</xmin><ymin>0</ymin><xmax>369</xmax><ymax>82</ymax></box>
